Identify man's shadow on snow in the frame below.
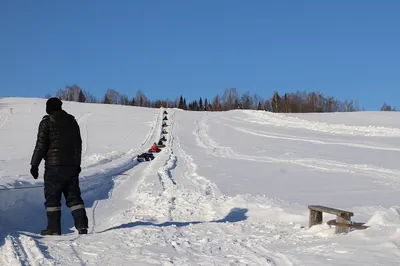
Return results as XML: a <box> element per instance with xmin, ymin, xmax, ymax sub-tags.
<box><xmin>0</xmin><ymin>172</ymin><xmax>119</xmax><ymax>240</ymax></box>
<box><xmin>0</xmin><ymin>175</ymin><xmax>118</xmax><ymax>257</ymax></box>
<box><xmin>98</xmin><ymin>207</ymin><xmax>249</xmax><ymax>233</ymax></box>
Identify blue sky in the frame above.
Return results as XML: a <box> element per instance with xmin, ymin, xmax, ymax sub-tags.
<box><xmin>1</xmin><ymin>0</ymin><xmax>399</xmax><ymax>110</ymax></box>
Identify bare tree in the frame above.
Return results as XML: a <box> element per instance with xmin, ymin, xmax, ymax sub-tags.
<box><xmin>221</xmin><ymin>88</ymin><xmax>239</xmax><ymax>110</ymax></box>
<box><xmin>241</xmin><ymin>91</ymin><xmax>253</xmax><ymax>109</ymax></box>
<box><xmin>212</xmin><ymin>95</ymin><xmax>222</xmax><ymax>111</ymax></box>
<box><xmin>263</xmin><ymin>99</ymin><xmax>272</xmax><ymax>111</ymax></box>
<box><xmin>83</xmin><ymin>90</ymin><xmax>98</xmax><ymax>103</ymax></box>
<box><xmin>56</xmin><ymin>88</ymin><xmax>68</xmax><ymax>100</ymax></box>
<box><xmin>252</xmin><ymin>93</ymin><xmax>263</xmax><ymax>110</ymax></box>
<box><xmin>381</xmin><ymin>103</ymin><xmax>396</xmax><ymax>111</ymax></box>
<box><xmin>135</xmin><ymin>90</ymin><xmax>149</xmax><ymax>107</ymax></box>
<box><xmin>120</xmin><ymin>94</ymin><xmax>129</xmax><ymax>105</ymax></box>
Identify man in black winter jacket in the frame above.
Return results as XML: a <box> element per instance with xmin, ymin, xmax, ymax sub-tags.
<box><xmin>30</xmin><ymin>97</ymin><xmax>88</xmax><ymax>235</ymax></box>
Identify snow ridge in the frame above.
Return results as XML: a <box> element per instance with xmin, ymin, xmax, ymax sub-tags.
<box><xmin>226</xmin><ymin>111</ymin><xmax>400</xmax><ymax>137</ymax></box>
<box><xmin>196</xmin><ymin>116</ymin><xmax>400</xmax><ymax>189</ymax></box>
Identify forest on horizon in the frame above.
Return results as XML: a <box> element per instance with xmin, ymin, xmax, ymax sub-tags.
<box><xmin>43</xmin><ymin>85</ymin><xmax>396</xmax><ymax>112</ymax></box>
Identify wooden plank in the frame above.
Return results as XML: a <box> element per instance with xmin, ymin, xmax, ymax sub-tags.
<box><xmin>335</xmin><ymin>212</ymin><xmax>352</xmax><ymax>234</ymax></box>
<box><xmin>327</xmin><ymin>221</ymin><xmax>369</xmax><ymax>230</ymax></box>
<box><xmin>308</xmin><ymin>205</ymin><xmax>354</xmax><ymax>217</ymax></box>
<box><xmin>309</xmin><ymin>209</ymin><xmax>322</xmax><ymax>228</ymax></box>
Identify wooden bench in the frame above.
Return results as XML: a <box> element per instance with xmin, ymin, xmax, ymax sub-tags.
<box><xmin>326</xmin><ymin>221</ymin><xmax>369</xmax><ymax>230</ymax></box>
<box><xmin>308</xmin><ymin>205</ymin><xmax>358</xmax><ymax>234</ymax></box>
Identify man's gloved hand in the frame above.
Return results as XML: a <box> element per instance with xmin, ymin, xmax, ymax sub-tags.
<box><xmin>30</xmin><ymin>165</ymin><xmax>39</xmax><ymax>179</ymax></box>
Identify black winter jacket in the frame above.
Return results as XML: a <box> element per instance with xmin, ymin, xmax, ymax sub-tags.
<box><xmin>31</xmin><ymin>110</ymin><xmax>82</xmax><ymax>167</ymax></box>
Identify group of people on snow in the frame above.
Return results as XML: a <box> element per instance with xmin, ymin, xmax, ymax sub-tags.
<box><xmin>146</xmin><ymin>114</ymin><xmax>169</xmax><ymax>153</ymax></box>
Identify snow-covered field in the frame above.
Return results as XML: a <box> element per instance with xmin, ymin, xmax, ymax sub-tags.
<box><xmin>1</xmin><ymin>97</ymin><xmax>400</xmax><ymax>265</ymax></box>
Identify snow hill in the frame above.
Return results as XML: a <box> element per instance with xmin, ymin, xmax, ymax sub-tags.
<box><xmin>1</xmin><ymin>97</ymin><xmax>400</xmax><ymax>265</ymax></box>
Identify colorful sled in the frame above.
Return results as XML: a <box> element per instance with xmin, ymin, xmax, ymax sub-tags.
<box><xmin>137</xmin><ymin>152</ymin><xmax>155</xmax><ymax>162</ymax></box>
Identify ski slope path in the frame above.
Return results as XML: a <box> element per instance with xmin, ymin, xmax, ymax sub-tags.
<box><xmin>2</xmin><ymin>98</ymin><xmax>400</xmax><ymax>265</ymax></box>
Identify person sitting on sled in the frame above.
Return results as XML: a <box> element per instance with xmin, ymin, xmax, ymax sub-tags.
<box><xmin>149</xmin><ymin>142</ymin><xmax>161</xmax><ymax>153</ymax></box>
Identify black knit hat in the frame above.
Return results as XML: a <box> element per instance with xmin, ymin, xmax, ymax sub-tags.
<box><xmin>46</xmin><ymin>97</ymin><xmax>63</xmax><ymax>114</ymax></box>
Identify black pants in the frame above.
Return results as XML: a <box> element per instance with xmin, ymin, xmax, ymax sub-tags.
<box><xmin>44</xmin><ymin>166</ymin><xmax>88</xmax><ymax>230</ymax></box>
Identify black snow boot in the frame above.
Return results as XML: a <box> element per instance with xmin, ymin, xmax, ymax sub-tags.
<box><xmin>41</xmin><ymin>210</ymin><xmax>61</xmax><ymax>235</ymax></box>
<box><xmin>71</xmin><ymin>207</ymin><xmax>89</xmax><ymax>234</ymax></box>
<box><xmin>78</xmin><ymin>228</ymin><xmax>88</xmax><ymax>234</ymax></box>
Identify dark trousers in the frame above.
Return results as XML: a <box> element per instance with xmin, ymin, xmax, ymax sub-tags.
<box><xmin>44</xmin><ymin>166</ymin><xmax>88</xmax><ymax>231</ymax></box>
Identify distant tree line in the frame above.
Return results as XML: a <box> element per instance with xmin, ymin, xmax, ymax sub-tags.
<box><xmin>380</xmin><ymin>103</ymin><xmax>396</xmax><ymax>111</ymax></box>
<box><xmin>45</xmin><ymin>85</ymin><xmax>395</xmax><ymax>112</ymax></box>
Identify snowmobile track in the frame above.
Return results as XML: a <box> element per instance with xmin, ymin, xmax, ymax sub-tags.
<box><xmin>175</xmin><ymin>117</ymin><xmax>221</xmax><ymax>198</ymax></box>
<box><xmin>156</xmin><ymin>112</ymin><xmax>179</xmax><ymax>220</ymax></box>
<box><xmin>0</xmin><ymin>107</ymin><xmax>11</xmax><ymax>130</ymax></box>
<box><xmin>80</xmin><ymin>108</ymin><xmax>161</xmax><ymax>170</ymax></box>
<box><xmin>195</xmin><ymin>115</ymin><xmax>400</xmax><ymax>189</ymax></box>
<box><xmin>87</xmin><ymin>108</ymin><xmax>165</xmax><ymax>232</ymax></box>
<box><xmin>76</xmin><ymin>112</ymin><xmax>92</xmax><ymax>155</ymax></box>
<box><xmin>4</xmin><ymin>233</ymin><xmax>56</xmax><ymax>266</ymax></box>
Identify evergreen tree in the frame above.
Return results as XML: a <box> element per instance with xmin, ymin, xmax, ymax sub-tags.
<box><xmin>78</xmin><ymin>90</ymin><xmax>86</xmax><ymax>102</ymax></box>
<box><xmin>183</xmin><ymin>98</ymin><xmax>187</xmax><ymax>110</ymax></box>
<box><xmin>199</xmin><ymin>97</ymin><xmax>203</xmax><ymax>111</ymax></box>
<box><xmin>271</xmin><ymin>91</ymin><xmax>281</xmax><ymax>112</ymax></box>
<box><xmin>178</xmin><ymin>95</ymin><xmax>184</xmax><ymax>109</ymax></box>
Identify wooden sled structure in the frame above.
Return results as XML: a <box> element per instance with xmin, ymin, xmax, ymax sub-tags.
<box><xmin>308</xmin><ymin>205</ymin><xmax>369</xmax><ymax>234</ymax></box>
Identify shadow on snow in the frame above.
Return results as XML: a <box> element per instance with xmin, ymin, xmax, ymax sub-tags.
<box><xmin>98</xmin><ymin>207</ymin><xmax>249</xmax><ymax>233</ymax></box>
<box><xmin>0</xmin><ymin>169</ymin><xmax>127</xmax><ymax>253</ymax></box>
